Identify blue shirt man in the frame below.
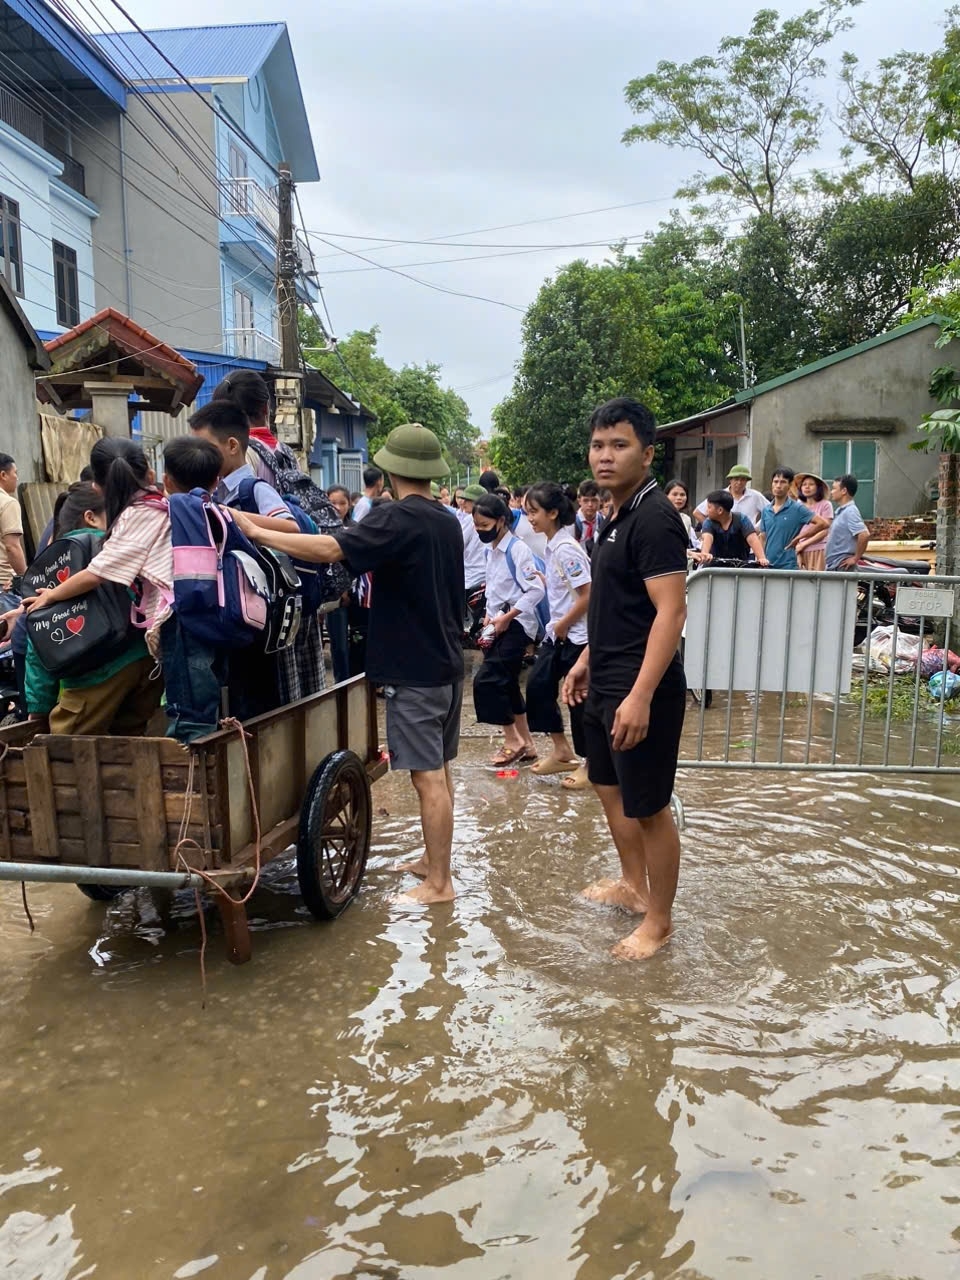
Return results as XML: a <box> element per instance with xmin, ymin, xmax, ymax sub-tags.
<box><xmin>825</xmin><ymin>475</ymin><xmax>869</xmax><ymax>570</ymax></box>
<box><xmin>760</xmin><ymin>469</ymin><xmax>827</xmax><ymax>569</ymax></box>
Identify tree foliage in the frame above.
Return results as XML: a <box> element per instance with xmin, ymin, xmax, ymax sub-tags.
<box><xmin>490</xmin><ymin>261</ymin><xmax>662</xmax><ymax>483</ymax></box>
<box><xmin>623</xmin><ymin>1</ymin><xmax>858</xmax><ymax>215</ymax></box>
<box><xmin>299</xmin><ymin>313</ymin><xmax>480</xmax><ymax>474</ymax></box>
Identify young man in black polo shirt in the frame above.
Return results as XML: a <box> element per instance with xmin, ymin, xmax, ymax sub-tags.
<box><xmin>233</xmin><ymin>423</ymin><xmax>465</xmax><ymax>905</ymax></box>
<box><xmin>563</xmin><ymin>397</ymin><xmax>688</xmax><ymax>959</ymax></box>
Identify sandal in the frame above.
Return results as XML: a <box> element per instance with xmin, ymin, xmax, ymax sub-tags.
<box><xmin>490</xmin><ymin>745</ymin><xmax>525</xmax><ymax>767</ymax></box>
<box><xmin>531</xmin><ymin>757</ymin><xmax>578</xmax><ymax>776</ymax></box>
<box><xmin>561</xmin><ymin>765</ymin><xmax>590</xmax><ymax>790</ymax></box>
<box><xmin>518</xmin><ymin>748</ymin><xmax>539</xmax><ymax>764</ymax></box>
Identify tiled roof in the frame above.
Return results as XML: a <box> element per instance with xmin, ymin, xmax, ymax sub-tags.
<box><xmin>42</xmin><ymin>308</ymin><xmax>203</xmax><ymax>401</ymax></box>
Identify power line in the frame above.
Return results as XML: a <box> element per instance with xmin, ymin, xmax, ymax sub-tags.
<box><xmin>310</xmin><ymin>234</ymin><xmax>526</xmax><ymax>313</ymax></box>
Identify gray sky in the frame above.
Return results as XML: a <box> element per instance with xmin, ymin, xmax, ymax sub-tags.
<box><xmin>125</xmin><ymin>0</ymin><xmax>952</xmax><ymax>429</ymax></box>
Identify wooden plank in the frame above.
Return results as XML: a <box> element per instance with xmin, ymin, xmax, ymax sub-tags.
<box><xmin>48</xmin><ymin>761</ymin><xmax>193</xmax><ymax>791</ymax></box>
<box><xmin>229</xmin><ymin>815</ymin><xmax>299</xmax><ymax>870</ymax></box>
<box><xmin>366</xmin><ymin>677</ymin><xmax>380</xmax><ymax>764</ymax></box>
<box><xmin>23</xmin><ymin>742</ymin><xmax>59</xmax><ymax>860</ymax></box>
<box><xmin>131</xmin><ymin>740</ymin><xmax>168</xmax><ymax>871</ymax></box>
<box><xmin>0</xmin><ymin>721</ymin><xmax>46</xmax><ymax>748</ymax></box>
<box><xmin>0</xmin><ymin>743</ymin><xmax>11</xmax><ymax>860</ymax></box>
<box><xmin>72</xmin><ymin>739</ymin><xmax>108</xmax><ymax>867</ymax></box>
<box><xmin>43</xmin><ymin>735</ymin><xmax>189</xmax><ymax>767</ymax></box>
<box><xmin>38</xmin><ymin>786</ymin><xmax>219</xmax><ymax>826</ymax></box>
<box><xmin>255</xmin><ymin>717</ymin><xmax>298</xmax><ymax>834</ymax></box>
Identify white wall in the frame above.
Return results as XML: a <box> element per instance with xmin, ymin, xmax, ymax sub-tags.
<box><xmin>0</xmin><ymin>119</ymin><xmax>98</xmax><ymax>336</ymax></box>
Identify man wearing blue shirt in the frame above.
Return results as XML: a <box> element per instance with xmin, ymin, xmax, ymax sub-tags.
<box><xmin>825</xmin><ymin>474</ymin><xmax>870</xmax><ymax>570</ymax></box>
<box><xmin>759</xmin><ymin>467</ymin><xmax>828</xmax><ymax>569</ymax></box>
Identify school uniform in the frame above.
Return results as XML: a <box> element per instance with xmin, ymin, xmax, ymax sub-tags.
<box><xmin>472</xmin><ymin>533</ymin><xmax>545</xmax><ymax>727</ymax></box>
<box><xmin>525</xmin><ymin>529</ymin><xmax>590</xmax><ymax>755</ymax></box>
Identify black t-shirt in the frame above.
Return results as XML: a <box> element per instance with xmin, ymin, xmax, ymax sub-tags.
<box><xmin>701</xmin><ymin>512</ymin><xmax>755</xmax><ymax>561</ymax></box>
<box><xmin>335</xmin><ymin>496</ymin><xmax>465</xmax><ymax>686</ymax></box>
<box><xmin>587</xmin><ymin>479</ymin><xmax>688</xmax><ymax>698</ymax></box>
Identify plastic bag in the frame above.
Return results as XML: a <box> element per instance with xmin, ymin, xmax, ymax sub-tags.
<box><xmin>864</xmin><ymin>625</ymin><xmax>922</xmax><ymax>674</ymax></box>
<box><xmin>928</xmin><ymin>670</ymin><xmax>960</xmax><ymax>700</ymax></box>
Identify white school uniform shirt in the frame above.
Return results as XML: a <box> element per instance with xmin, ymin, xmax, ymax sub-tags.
<box><xmin>453</xmin><ymin>506</ymin><xmax>488</xmax><ymax>589</ymax></box>
<box><xmin>513</xmin><ymin>509</ymin><xmax>548</xmax><ymax>558</ymax></box>
<box><xmin>485</xmin><ymin>532</ymin><xmax>545</xmax><ymax>641</ymax></box>
<box><xmin>544</xmin><ymin>529</ymin><xmax>590</xmax><ymax>645</ymax></box>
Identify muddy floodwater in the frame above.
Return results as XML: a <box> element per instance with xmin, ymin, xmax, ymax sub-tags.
<box><xmin>1</xmin><ymin>691</ymin><xmax>959</xmax><ymax>1279</ymax></box>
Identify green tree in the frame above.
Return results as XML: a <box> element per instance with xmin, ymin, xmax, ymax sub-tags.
<box><xmin>622</xmin><ymin>1</ymin><xmax>858</xmax><ymax>215</ymax></box>
<box><xmin>299</xmin><ymin>313</ymin><xmax>479</xmax><ymax>472</ymax></box>
<box><xmin>490</xmin><ymin>260</ymin><xmax>662</xmax><ymax>482</ymax></box>
<box><xmin>837</xmin><ymin>50</ymin><xmax>943</xmax><ymax>191</ymax></box>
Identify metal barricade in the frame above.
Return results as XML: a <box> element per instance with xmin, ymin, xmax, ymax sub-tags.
<box><xmin>680</xmin><ymin>567</ymin><xmax>960</xmax><ymax>774</ymax></box>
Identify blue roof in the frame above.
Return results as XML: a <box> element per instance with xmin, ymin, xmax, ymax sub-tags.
<box><xmin>11</xmin><ymin>0</ymin><xmax>126</xmax><ymax>108</ymax></box>
<box><xmin>91</xmin><ymin>22</ymin><xmax>286</xmax><ymax>82</ymax></box>
<box><xmin>91</xmin><ymin>23</ymin><xmax>318</xmax><ymax>181</ymax></box>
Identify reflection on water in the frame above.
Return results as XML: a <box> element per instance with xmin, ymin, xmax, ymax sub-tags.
<box><xmin>1</xmin><ymin>697</ymin><xmax>959</xmax><ymax>1278</ymax></box>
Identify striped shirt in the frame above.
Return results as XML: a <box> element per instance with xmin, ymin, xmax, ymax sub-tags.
<box><xmin>88</xmin><ymin>493</ymin><xmax>173</xmax><ymax>646</ymax></box>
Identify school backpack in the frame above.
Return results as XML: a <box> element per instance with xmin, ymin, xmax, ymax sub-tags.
<box><xmin>23</xmin><ymin>532</ymin><xmax>135</xmax><ymax>678</ymax></box>
<box><xmin>168</xmin><ymin>489</ymin><xmax>301</xmax><ymax>654</ymax></box>
<box><xmin>503</xmin><ymin>534</ymin><xmax>550</xmax><ymax>641</ymax></box>
<box><xmin>232</xmin><ymin>477</ymin><xmax>324</xmax><ymax>617</ymax></box>
<box><xmin>247</xmin><ymin>438</ymin><xmax>351</xmax><ymax>605</ymax></box>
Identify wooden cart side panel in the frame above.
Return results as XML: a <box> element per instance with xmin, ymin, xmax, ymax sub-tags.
<box><xmin>3</xmin><ymin>735</ymin><xmax>224</xmax><ymax>871</ymax></box>
<box><xmin>347</xmin><ymin>680</ymin><xmax>370</xmax><ymax>762</ymax></box>
<box><xmin>23</xmin><ymin>743</ymin><xmax>59</xmax><ymax>860</ymax></box>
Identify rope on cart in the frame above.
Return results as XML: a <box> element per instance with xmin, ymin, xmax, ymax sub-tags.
<box><xmin>173</xmin><ymin>717</ymin><xmax>263</xmax><ymax>1004</ymax></box>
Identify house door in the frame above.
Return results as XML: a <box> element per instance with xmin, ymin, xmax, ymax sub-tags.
<box><xmin>681</xmin><ymin>454</ymin><xmax>698</xmax><ymax>512</ymax></box>
<box><xmin>233</xmin><ymin>288</ymin><xmax>254</xmax><ymax>356</ymax></box>
<box><xmin>228</xmin><ymin>143</ymin><xmax>248</xmax><ymax>213</ymax></box>
<box><xmin>717</xmin><ymin>444</ymin><xmax>739</xmax><ymax>488</ymax></box>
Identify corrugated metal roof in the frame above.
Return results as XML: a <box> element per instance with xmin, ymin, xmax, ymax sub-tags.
<box><xmin>90</xmin><ymin>23</ymin><xmax>285</xmax><ymax>83</ymax></box>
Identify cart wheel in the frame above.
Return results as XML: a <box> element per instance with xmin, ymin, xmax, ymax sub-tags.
<box><xmin>77</xmin><ymin>884</ymin><xmax>125</xmax><ymax>902</ymax></box>
<box><xmin>297</xmin><ymin>750</ymin><xmax>372</xmax><ymax>920</ymax></box>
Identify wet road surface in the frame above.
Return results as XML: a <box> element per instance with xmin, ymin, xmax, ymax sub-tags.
<box><xmin>1</xmin><ymin>694</ymin><xmax>959</xmax><ymax>1279</ymax></box>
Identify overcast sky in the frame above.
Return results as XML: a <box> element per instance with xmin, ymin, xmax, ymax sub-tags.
<box><xmin>122</xmin><ymin>0</ymin><xmax>953</xmax><ymax>429</ymax></box>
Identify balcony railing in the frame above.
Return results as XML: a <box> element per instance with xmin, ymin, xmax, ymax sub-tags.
<box><xmin>224</xmin><ymin>328</ymin><xmax>281</xmax><ymax>364</ymax></box>
<box><xmin>0</xmin><ymin>86</ymin><xmax>86</xmax><ymax>196</ymax></box>
<box><xmin>0</xmin><ymin>84</ymin><xmax>43</xmax><ymax>148</ymax></box>
<box><xmin>221</xmin><ymin>178</ymin><xmax>279</xmax><ymax>239</ymax></box>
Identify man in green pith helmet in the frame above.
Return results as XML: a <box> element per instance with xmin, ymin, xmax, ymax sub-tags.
<box><xmin>234</xmin><ymin>423</ymin><xmax>465</xmax><ymax>905</ymax></box>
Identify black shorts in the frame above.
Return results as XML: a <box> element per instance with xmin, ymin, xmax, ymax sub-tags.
<box><xmin>583</xmin><ymin>674</ymin><xmax>686</xmax><ymax>819</ymax></box>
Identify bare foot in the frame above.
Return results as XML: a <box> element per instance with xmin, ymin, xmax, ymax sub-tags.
<box><xmin>611</xmin><ymin>920</ymin><xmax>673</xmax><ymax>960</ymax></box>
<box><xmin>580</xmin><ymin>876</ymin><xmax>648</xmax><ymax>913</ymax></box>
<box><xmin>391</xmin><ymin>857</ymin><xmax>429</xmax><ymax>878</ymax></box>
<box><xmin>393</xmin><ymin>882</ymin><xmax>455</xmax><ymax>905</ymax></box>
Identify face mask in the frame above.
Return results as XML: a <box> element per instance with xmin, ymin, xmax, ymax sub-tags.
<box><xmin>477</xmin><ymin>526</ymin><xmax>500</xmax><ymax>544</ymax></box>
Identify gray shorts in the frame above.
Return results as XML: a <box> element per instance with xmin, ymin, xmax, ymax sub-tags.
<box><xmin>384</xmin><ymin>681</ymin><xmax>463</xmax><ymax>773</ymax></box>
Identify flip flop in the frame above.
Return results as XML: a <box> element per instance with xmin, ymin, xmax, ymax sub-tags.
<box><xmin>490</xmin><ymin>745</ymin><xmax>525</xmax><ymax>767</ymax></box>
<box><xmin>561</xmin><ymin>765</ymin><xmax>590</xmax><ymax>790</ymax></box>
<box><xmin>518</xmin><ymin>749</ymin><xmax>539</xmax><ymax>764</ymax></box>
<box><xmin>531</xmin><ymin>758</ymin><xmax>578</xmax><ymax>776</ymax></box>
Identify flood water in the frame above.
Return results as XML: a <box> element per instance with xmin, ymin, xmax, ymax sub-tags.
<box><xmin>2</xmin><ymin>685</ymin><xmax>960</xmax><ymax>1279</ymax></box>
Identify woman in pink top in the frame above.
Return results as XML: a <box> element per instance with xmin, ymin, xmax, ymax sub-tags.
<box><xmin>794</xmin><ymin>473</ymin><xmax>834</xmax><ymax>571</ymax></box>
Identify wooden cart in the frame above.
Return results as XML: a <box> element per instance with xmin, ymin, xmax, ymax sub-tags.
<box><xmin>0</xmin><ymin>677</ymin><xmax>387</xmax><ymax>963</ymax></box>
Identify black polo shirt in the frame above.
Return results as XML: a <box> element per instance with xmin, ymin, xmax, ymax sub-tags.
<box><xmin>587</xmin><ymin>478</ymin><xmax>688</xmax><ymax>698</ymax></box>
<box><xmin>335</xmin><ymin>496</ymin><xmax>465</xmax><ymax>687</ymax></box>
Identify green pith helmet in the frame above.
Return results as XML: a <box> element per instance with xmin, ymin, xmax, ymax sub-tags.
<box><xmin>373</xmin><ymin>423</ymin><xmax>449</xmax><ymax>481</ymax></box>
<box><xmin>462</xmin><ymin>484</ymin><xmax>486</xmax><ymax>501</ymax></box>
<box><xmin>726</xmin><ymin>464</ymin><xmax>752</xmax><ymax>480</ymax></box>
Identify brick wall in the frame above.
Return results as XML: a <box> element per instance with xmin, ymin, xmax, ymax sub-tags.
<box><xmin>867</xmin><ymin>516</ymin><xmax>937</xmax><ymax>541</ymax></box>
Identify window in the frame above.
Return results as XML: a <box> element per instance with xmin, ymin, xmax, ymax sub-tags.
<box><xmin>53</xmin><ymin>241</ymin><xmax>79</xmax><ymax>327</ymax></box>
<box><xmin>0</xmin><ymin>196</ymin><xmax>23</xmax><ymax>295</ymax></box>
<box><xmin>820</xmin><ymin>439</ymin><xmax>877</xmax><ymax>518</ymax></box>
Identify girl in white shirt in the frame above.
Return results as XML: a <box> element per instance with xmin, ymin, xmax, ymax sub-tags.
<box><xmin>523</xmin><ymin>482</ymin><xmax>592</xmax><ymax>790</ymax></box>
<box><xmin>472</xmin><ymin>493</ymin><xmax>546</xmax><ymax>767</ymax></box>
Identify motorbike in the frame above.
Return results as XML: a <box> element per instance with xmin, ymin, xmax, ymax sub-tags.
<box><xmin>855</xmin><ymin>554</ymin><xmax>932</xmax><ymax>645</ymax></box>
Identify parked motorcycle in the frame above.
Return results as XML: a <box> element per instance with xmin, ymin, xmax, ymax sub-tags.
<box><xmin>855</xmin><ymin>554</ymin><xmax>932</xmax><ymax>645</ymax></box>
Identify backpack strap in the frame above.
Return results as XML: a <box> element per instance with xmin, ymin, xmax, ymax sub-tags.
<box><xmin>231</xmin><ymin>477</ymin><xmax>263</xmax><ymax>514</ymax></box>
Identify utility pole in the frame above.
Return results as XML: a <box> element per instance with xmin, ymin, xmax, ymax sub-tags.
<box><xmin>277</xmin><ymin>162</ymin><xmax>300</xmax><ymax>372</ymax></box>
<box><xmin>739</xmin><ymin>302</ymin><xmax>749</xmax><ymax>390</ymax></box>
<box><xmin>274</xmin><ymin>162</ymin><xmax>305</xmax><ymax>453</ymax></box>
